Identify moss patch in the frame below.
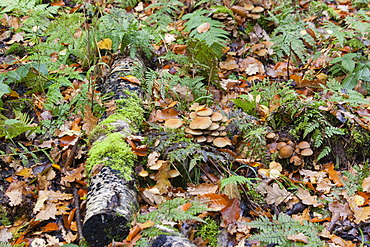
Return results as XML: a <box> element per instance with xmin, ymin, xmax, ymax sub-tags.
<box><xmin>86</xmin><ymin>132</ymin><xmax>136</xmax><ymax>179</ymax></box>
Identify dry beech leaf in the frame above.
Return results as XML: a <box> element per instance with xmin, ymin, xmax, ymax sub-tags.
<box><xmin>202</xmin><ymin>193</ymin><xmax>229</xmax><ymax>211</ymax></box>
<box><xmin>362</xmin><ymin>177</ymin><xmax>370</xmax><ymax>192</ymax></box>
<box><xmin>197</xmin><ymin>22</ymin><xmax>210</xmax><ymax>33</ymax></box>
<box><xmin>297</xmin><ymin>188</ymin><xmax>322</xmax><ymax>207</ymax></box>
<box><xmin>323</xmin><ymin>163</ymin><xmax>344</xmax><ymax>187</ymax></box>
<box><xmin>287</xmin><ymin>233</ymin><xmax>308</xmax><ymax>243</ymax></box>
<box><xmin>187</xmin><ymin>183</ymin><xmax>218</xmax><ymax>195</ymax></box>
<box><xmin>221</xmin><ymin>198</ymin><xmax>241</xmax><ymax>224</ymax></box>
<box><xmin>265</xmin><ymin>183</ymin><xmax>292</xmax><ymax>205</ymax></box>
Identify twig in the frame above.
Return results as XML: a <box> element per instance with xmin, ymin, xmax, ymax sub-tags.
<box><xmin>72</xmin><ymin>185</ymin><xmax>84</xmax><ymax>241</ymax></box>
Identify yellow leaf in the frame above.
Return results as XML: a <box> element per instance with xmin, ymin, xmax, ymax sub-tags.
<box><xmin>97</xmin><ymin>38</ymin><xmax>112</xmax><ymax>50</ymax></box>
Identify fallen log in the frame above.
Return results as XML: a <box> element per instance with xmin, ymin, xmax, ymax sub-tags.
<box><xmin>82</xmin><ymin>56</ymin><xmax>196</xmax><ymax>247</ymax></box>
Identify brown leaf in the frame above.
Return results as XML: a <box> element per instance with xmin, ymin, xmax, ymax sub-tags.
<box><xmin>202</xmin><ymin>193</ymin><xmax>229</xmax><ymax>211</ymax></box>
<box><xmin>287</xmin><ymin>233</ymin><xmax>308</xmax><ymax>243</ymax></box>
<box><xmin>187</xmin><ymin>183</ymin><xmax>219</xmax><ymax>195</ymax></box>
<box><xmin>221</xmin><ymin>198</ymin><xmax>241</xmax><ymax>224</ymax></box>
<box><xmin>154</xmin><ymin>162</ymin><xmax>171</xmax><ymax>193</ymax></box>
<box><xmin>82</xmin><ymin>105</ymin><xmax>98</xmax><ymax>134</ymax></box>
<box><xmin>297</xmin><ymin>188</ymin><xmax>322</xmax><ymax>207</ymax></box>
<box><xmin>362</xmin><ymin>177</ymin><xmax>370</xmax><ymax>192</ymax></box>
<box><xmin>36</xmin><ymin>203</ymin><xmax>58</xmax><ymax>221</ymax></box>
<box><xmin>323</xmin><ymin>163</ymin><xmax>344</xmax><ymax>187</ymax></box>
<box><xmin>265</xmin><ymin>183</ymin><xmax>292</xmax><ymax>205</ymax></box>
<box><xmin>197</xmin><ymin>22</ymin><xmax>210</xmax><ymax>33</ymax></box>
<box><xmin>239</xmin><ymin>56</ymin><xmax>265</xmax><ymax>75</ymax></box>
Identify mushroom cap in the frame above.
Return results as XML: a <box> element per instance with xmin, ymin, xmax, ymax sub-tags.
<box><xmin>301</xmin><ymin>148</ymin><xmax>313</xmax><ymax>156</ymax></box>
<box><xmin>279</xmin><ymin>145</ymin><xmax>294</xmax><ymax>158</ymax></box>
<box><xmin>298</xmin><ymin>141</ymin><xmax>310</xmax><ymax>149</ymax></box>
<box><xmin>210</xmin><ymin>131</ymin><xmax>220</xmax><ymax>136</ymax></box>
<box><xmin>139</xmin><ymin>170</ymin><xmax>149</xmax><ymax>177</ymax></box>
<box><xmin>290</xmin><ymin>155</ymin><xmax>303</xmax><ymax>166</ymax></box>
<box><xmin>196</xmin><ymin>107</ymin><xmax>213</xmax><ymax>117</ymax></box>
<box><xmin>195</xmin><ymin>135</ymin><xmax>207</xmax><ymax>142</ymax></box>
<box><xmin>211</xmin><ymin>112</ymin><xmax>223</xmax><ymax>121</ymax></box>
<box><xmin>276</xmin><ymin>142</ymin><xmax>287</xmax><ymax>150</ymax></box>
<box><xmin>266</xmin><ymin>132</ymin><xmax>276</xmax><ymax>139</ymax></box>
<box><xmin>189</xmin><ymin>116</ymin><xmax>212</xmax><ymax>129</ymax></box>
<box><xmin>206</xmin><ymin>136</ymin><xmax>215</xmax><ymax>142</ymax></box>
<box><xmin>244</xmin><ymin>4</ymin><xmax>254</xmax><ymax>11</ymax></box>
<box><xmin>217</xmin><ymin>125</ymin><xmax>226</xmax><ymax>131</ymax></box>
<box><xmin>208</xmin><ymin>122</ymin><xmax>220</xmax><ymax>130</ymax></box>
<box><xmin>189</xmin><ymin>112</ymin><xmax>197</xmax><ymax>119</ymax></box>
<box><xmin>164</xmin><ymin>118</ymin><xmax>183</xmax><ymax>129</ymax></box>
<box><xmin>213</xmin><ymin>137</ymin><xmax>232</xmax><ymax>147</ymax></box>
<box><xmin>169</xmin><ymin>169</ymin><xmax>180</xmax><ymax>178</ymax></box>
<box><xmin>221</xmin><ymin>115</ymin><xmax>229</xmax><ymax>122</ymax></box>
<box><xmin>252</xmin><ymin>6</ymin><xmax>264</xmax><ymax>13</ymax></box>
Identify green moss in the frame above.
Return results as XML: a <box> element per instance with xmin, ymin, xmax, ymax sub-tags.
<box><xmin>196</xmin><ymin>217</ymin><xmax>220</xmax><ymax>247</ymax></box>
<box><xmin>115</xmin><ymin>91</ymin><xmax>145</xmax><ymax>128</ymax></box>
<box><xmin>86</xmin><ymin>132</ymin><xmax>136</xmax><ymax>179</ymax></box>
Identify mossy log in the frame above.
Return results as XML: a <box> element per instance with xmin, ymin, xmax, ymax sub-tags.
<box><xmin>82</xmin><ymin>56</ymin><xmax>196</xmax><ymax>247</ymax></box>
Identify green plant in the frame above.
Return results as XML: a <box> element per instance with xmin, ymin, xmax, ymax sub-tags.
<box><xmin>135</xmin><ymin>198</ymin><xmax>209</xmax><ymax>246</ymax></box>
<box><xmin>145</xmin><ymin>0</ymin><xmax>184</xmax><ymax>31</ymax></box>
<box><xmin>267</xmin><ymin>3</ymin><xmax>317</xmax><ymax>64</ymax></box>
<box><xmin>99</xmin><ymin>8</ymin><xmax>155</xmax><ymax>58</ymax></box>
<box><xmin>341</xmin><ymin>163</ymin><xmax>370</xmax><ymax>195</ymax></box>
<box><xmin>247</xmin><ymin>213</ymin><xmax>324</xmax><ymax>246</ymax></box>
<box><xmin>0</xmin><ymin>111</ymin><xmax>35</xmax><ymax>139</ymax></box>
<box><xmin>196</xmin><ymin>217</ymin><xmax>220</xmax><ymax>247</ymax></box>
<box><xmin>0</xmin><ymin>242</ymin><xmax>12</xmax><ymax>247</ymax></box>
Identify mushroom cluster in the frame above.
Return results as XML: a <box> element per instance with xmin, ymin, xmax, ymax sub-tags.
<box><xmin>266</xmin><ymin>132</ymin><xmax>313</xmax><ymax>166</ymax></box>
<box><xmin>185</xmin><ymin>104</ymin><xmax>232</xmax><ymax>148</ymax></box>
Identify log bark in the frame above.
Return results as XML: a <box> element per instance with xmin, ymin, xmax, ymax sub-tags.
<box><xmin>82</xmin><ymin>56</ymin><xmax>196</xmax><ymax>247</ymax></box>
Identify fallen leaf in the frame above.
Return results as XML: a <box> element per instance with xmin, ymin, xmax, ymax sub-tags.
<box><xmin>197</xmin><ymin>22</ymin><xmax>210</xmax><ymax>33</ymax></box>
<box><xmin>36</xmin><ymin>203</ymin><xmax>58</xmax><ymax>221</ymax></box>
<box><xmin>323</xmin><ymin>163</ymin><xmax>344</xmax><ymax>187</ymax></box>
<box><xmin>221</xmin><ymin>198</ymin><xmax>241</xmax><ymax>224</ymax></box>
<box><xmin>82</xmin><ymin>105</ymin><xmax>98</xmax><ymax>134</ymax></box>
<box><xmin>187</xmin><ymin>183</ymin><xmax>219</xmax><ymax>195</ymax></box>
<box><xmin>362</xmin><ymin>177</ymin><xmax>370</xmax><ymax>192</ymax></box>
<box><xmin>287</xmin><ymin>233</ymin><xmax>308</xmax><ymax>243</ymax></box>
<box><xmin>297</xmin><ymin>188</ymin><xmax>322</xmax><ymax>207</ymax></box>
<box><xmin>265</xmin><ymin>183</ymin><xmax>292</xmax><ymax>205</ymax></box>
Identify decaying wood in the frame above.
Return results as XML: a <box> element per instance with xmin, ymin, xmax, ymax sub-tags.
<box><xmin>82</xmin><ymin>56</ymin><xmax>197</xmax><ymax>246</ymax></box>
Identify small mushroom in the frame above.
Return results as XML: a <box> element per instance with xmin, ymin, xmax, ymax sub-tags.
<box><xmin>279</xmin><ymin>145</ymin><xmax>294</xmax><ymax>158</ymax></box>
<box><xmin>217</xmin><ymin>125</ymin><xmax>226</xmax><ymax>131</ymax></box>
<box><xmin>211</xmin><ymin>131</ymin><xmax>220</xmax><ymax>136</ymax></box>
<box><xmin>187</xmin><ymin>129</ymin><xmax>203</xmax><ymax>135</ymax></box>
<box><xmin>252</xmin><ymin>6</ymin><xmax>264</xmax><ymax>13</ymax></box>
<box><xmin>219</xmin><ymin>131</ymin><xmax>227</xmax><ymax>136</ymax></box>
<box><xmin>290</xmin><ymin>155</ymin><xmax>303</xmax><ymax>166</ymax></box>
<box><xmin>189</xmin><ymin>112</ymin><xmax>197</xmax><ymax>119</ymax></box>
<box><xmin>276</xmin><ymin>142</ymin><xmax>287</xmax><ymax>150</ymax></box>
<box><xmin>195</xmin><ymin>135</ymin><xmax>207</xmax><ymax>143</ymax></box>
<box><xmin>208</xmin><ymin>122</ymin><xmax>220</xmax><ymax>130</ymax></box>
<box><xmin>139</xmin><ymin>170</ymin><xmax>149</xmax><ymax>177</ymax></box>
<box><xmin>211</xmin><ymin>112</ymin><xmax>223</xmax><ymax>121</ymax></box>
<box><xmin>206</xmin><ymin>136</ymin><xmax>215</xmax><ymax>142</ymax></box>
<box><xmin>221</xmin><ymin>115</ymin><xmax>229</xmax><ymax>122</ymax></box>
<box><xmin>189</xmin><ymin>116</ymin><xmax>212</xmax><ymax>129</ymax></box>
<box><xmin>196</xmin><ymin>107</ymin><xmax>213</xmax><ymax>117</ymax></box>
<box><xmin>169</xmin><ymin>169</ymin><xmax>180</xmax><ymax>178</ymax></box>
<box><xmin>266</xmin><ymin>132</ymin><xmax>276</xmax><ymax>139</ymax></box>
<box><xmin>298</xmin><ymin>141</ymin><xmax>310</xmax><ymax>149</ymax></box>
<box><xmin>301</xmin><ymin>148</ymin><xmax>313</xmax><ymax>156</ymax></box>
<box><xmin>164</xmin><ymin>118</ymin><xmax>183</xmax><ymax>129</ymax></box>
<box><xmin>213</xmin><ymin>137</ymin><xmax>232</xmax><ymax>147</ymax></box>
<box><xmin>244</xmin><ymin>4</ymin><xmax>254</xmax><ymax>11</ymax></box>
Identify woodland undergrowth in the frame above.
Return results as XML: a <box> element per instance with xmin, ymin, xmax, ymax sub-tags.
<box><xmin>1</xmin><ymin>0</ymin><xmax>370</xmax><ymax>246</ymax></box>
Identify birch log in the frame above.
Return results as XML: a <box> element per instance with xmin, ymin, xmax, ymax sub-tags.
<box><xmin>82</xmin><ymin>56</ymin><xmax>196</xmax><ymax>247</ymax></box>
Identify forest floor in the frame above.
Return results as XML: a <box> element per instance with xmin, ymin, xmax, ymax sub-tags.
<box><xmin>1</xmin><ymin>0</ymin><xmax>370</xmax><ymax>246</ymax></box>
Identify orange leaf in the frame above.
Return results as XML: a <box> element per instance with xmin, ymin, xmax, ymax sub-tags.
<box><xmin>323</xmin><ymin>163</ymin><xmax>344</xmax><ymax>187</ymax></box>
<box><xmin>179</xmin><ymin>202</ymin><xmax>192</xmax><ymax>211</ymax></box>
<box><xmin>50</xmin><ymin>0</ymin><xmax>65</xmax><ymax>6</ymax></box>
<box><xmin>42</xmin><ymin>222</ymin><xmax>59</xmax><ymax>232</ymax></box>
